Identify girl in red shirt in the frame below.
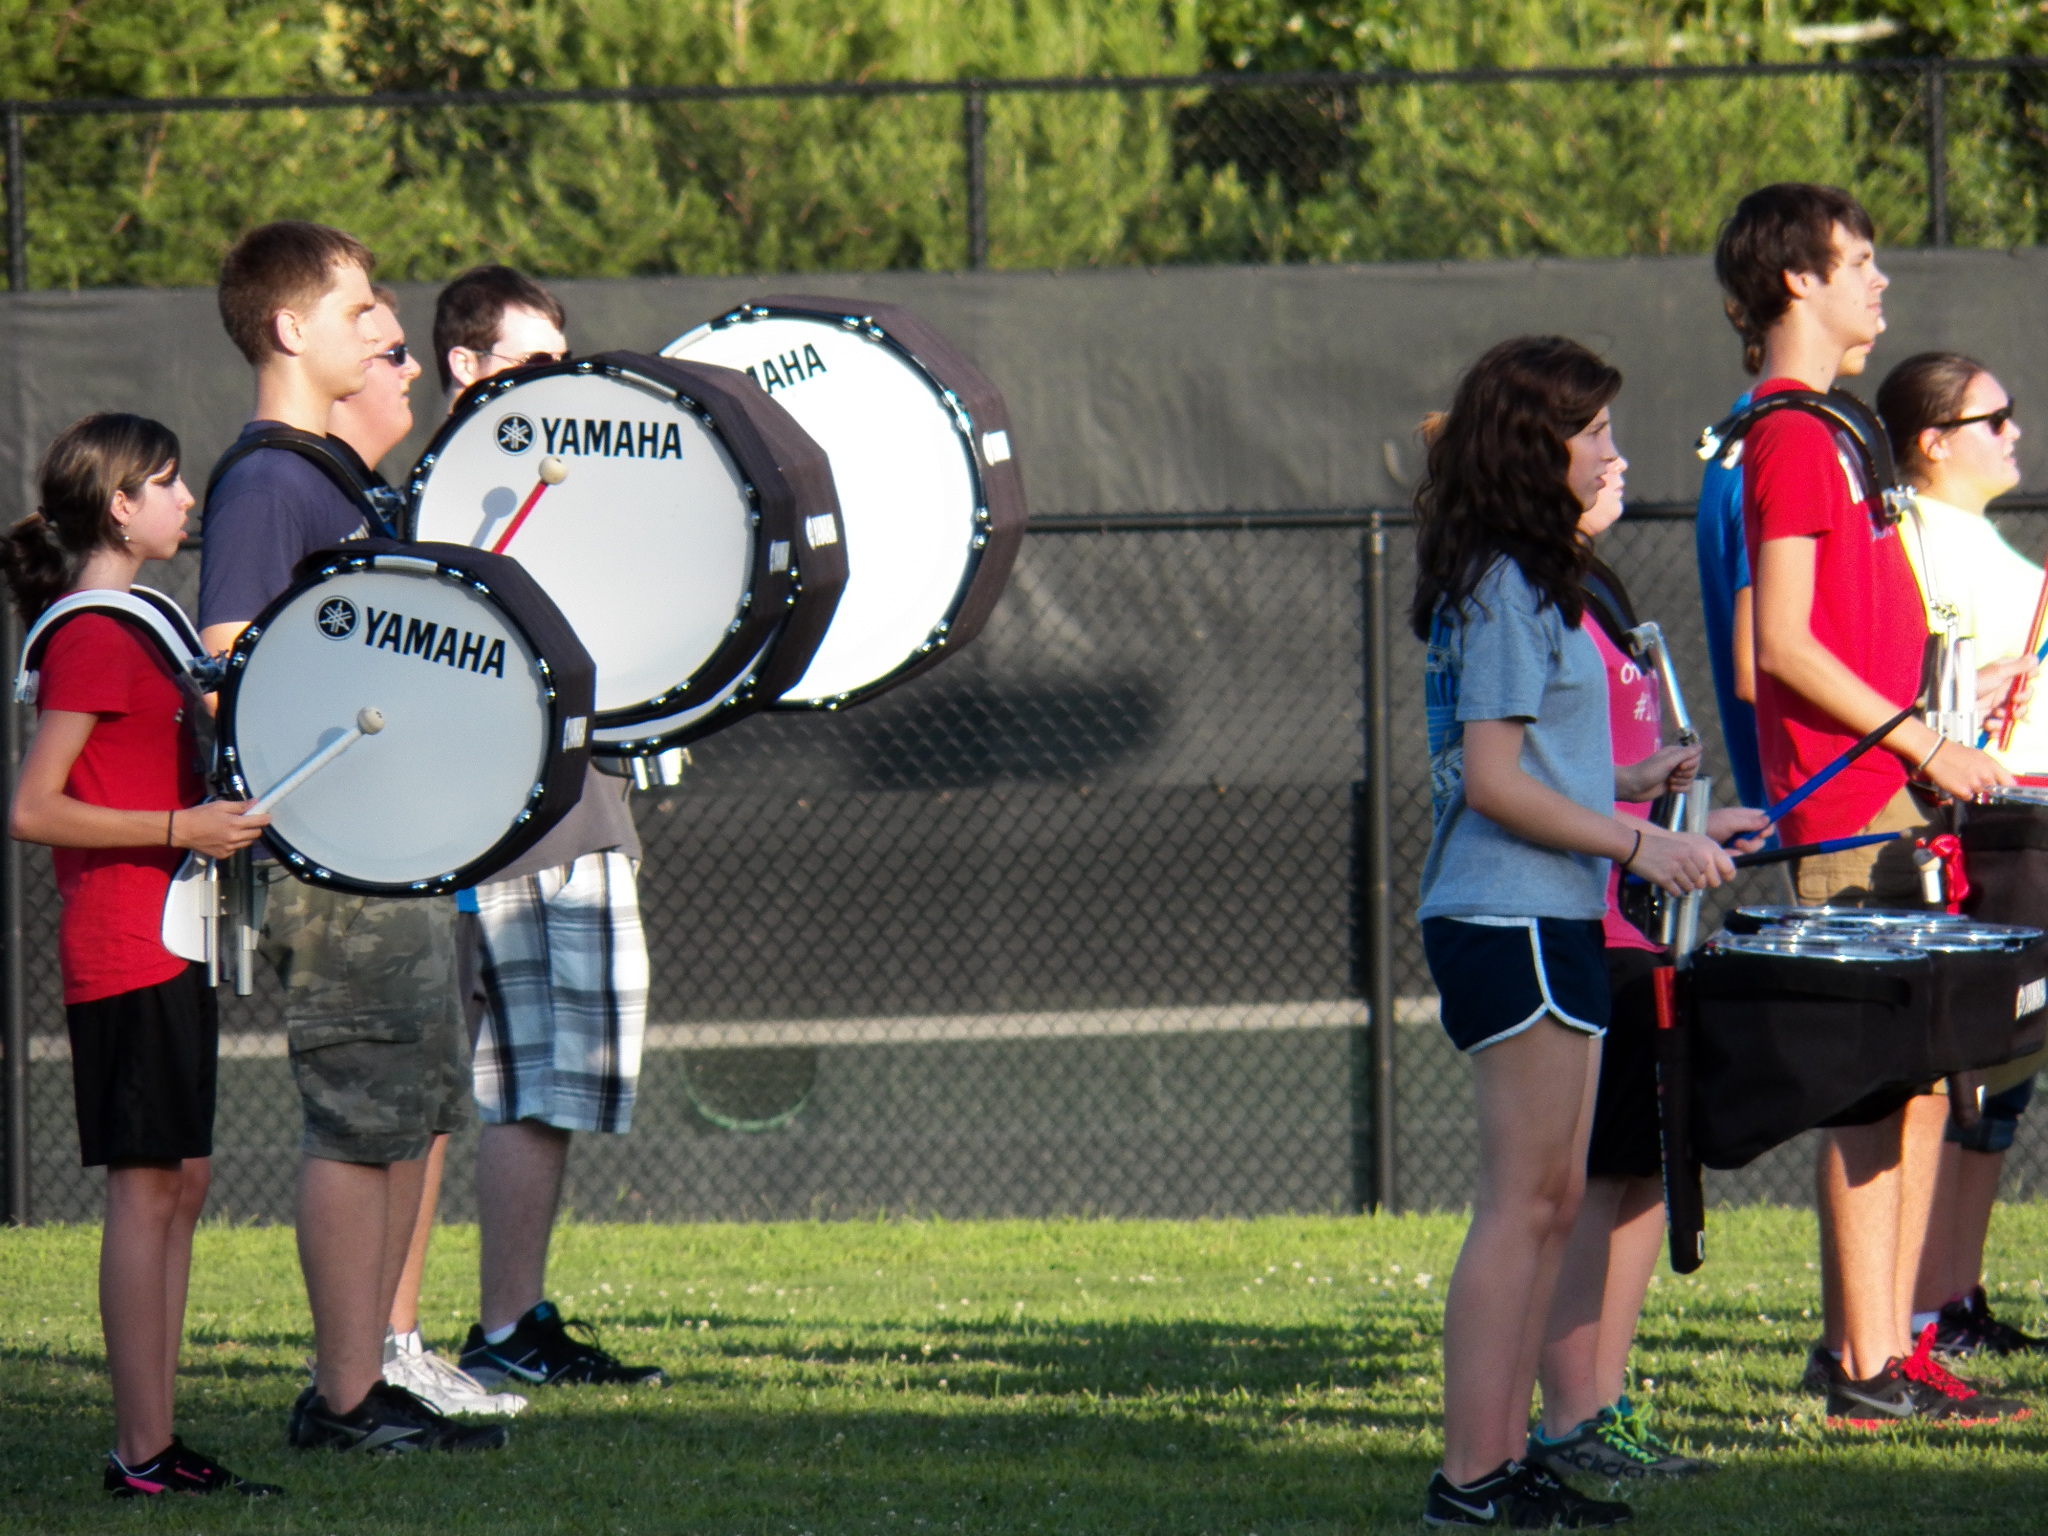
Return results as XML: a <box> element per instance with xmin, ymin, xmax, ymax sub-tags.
<box><xmin>3</xmin><ymin>415</ymin><xmax>272</xmax><ymax>1498</ymax></box>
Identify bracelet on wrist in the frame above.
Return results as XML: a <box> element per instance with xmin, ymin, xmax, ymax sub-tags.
<box><xmin>165</xmin><ymin>809</ymin><xmax>176</xmax><ymax>847</ymax></box>
<box><xmin>1914</xmin><ymin>737</ymin><xmax>1946</xmax><ymax>776</ymax></box>
<box><xmin>1622</xmin><ymin>827</ymin><xmax>1643</xmax><ymax>871</ymax></box>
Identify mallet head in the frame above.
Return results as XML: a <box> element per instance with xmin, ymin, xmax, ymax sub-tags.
<box><xmin>538</xmin><ymin>456</ymin><xmax>568</xmax><ymax>486</ymax></box>
<box><xmin>356</xmin><ymin>707</ymin><xmax>386</xmax><ymax>735</ymax></box>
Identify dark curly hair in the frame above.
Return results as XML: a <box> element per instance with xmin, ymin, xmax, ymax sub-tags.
<box><xmin>1408</xmin><ymin>336</ymin><xmax>1622</xmax><ymax>640</ymax></box>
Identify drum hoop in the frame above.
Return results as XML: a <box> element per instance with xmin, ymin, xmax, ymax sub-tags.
<box><xmin>690</xmin><ymin>301</ymin><xmax>1004</xmax><ymax>707</ymax></box>
<box><xmin>402</xmin><ymin>356</ymin><xmax>789</xmax><ymax>729</ymax></box>
<box><xmin>216</xmin><ymin>547</ymin><xmax>575</xmax><ymax>896</ymax></box>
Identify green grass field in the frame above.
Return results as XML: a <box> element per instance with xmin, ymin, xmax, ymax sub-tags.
<box><xmin>5</xmin><ymin>1207</ymin><xmax>2048</xmax><ymax>1533</ymax></box>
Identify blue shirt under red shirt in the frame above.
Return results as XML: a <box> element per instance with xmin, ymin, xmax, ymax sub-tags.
<box><xmin>1742</xmin><ymin>378</ymin><xmax>1925</xmax><ymax>846</ymax></box>
<box><xmin>37</xmin><ymin>612</ymin><xmax>206</xmax><ymax>1004</ymax></box>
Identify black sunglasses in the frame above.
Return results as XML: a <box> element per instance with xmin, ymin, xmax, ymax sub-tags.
<box><xmin>374</xmin><ymin>342</ymin><xmax>409</xmax><ymax>367</ymax></box>
<box><xmin>1934</xmin><ymin>400</ymin><xmax>2017</xmax><ymax>434</ymax></box>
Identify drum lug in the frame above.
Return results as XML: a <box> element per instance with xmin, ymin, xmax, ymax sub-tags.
<box><xmin>628</xmin><ymin>747</ymin><xmax>692</xmax><ymax>790</ymax></box>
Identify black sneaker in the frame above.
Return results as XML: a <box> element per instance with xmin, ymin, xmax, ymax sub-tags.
<box><xmin>1423</xmin><ymin>1462</ymin><xmax>1517</xmax><ymax>1527</ymax></box>
<box><xmin>1800</xmin><ymin>1342</ymin><xmax>1846</xmax><ymax>1397</ymax></box>
<box><xmin>1611</xmin><ymin>1396</ymin><xmax>1716</xmax><ymax>1477</ymax></box>
<box><xmin>1900</xmin><ymin>1323</ymin><xmax>2032</xmax><ymax>1423</ymax></box>
<box><xmin>1423</xmin><ymin>1461</ymin><xmax>1631</xmax><ymax>1527</ymax></box>
<box><xmin>105</xmin><ymin>1438</ymin><xmax>284</xmax><ymax>1497</ymax></box>
<box><xmin>1936</xmin><ymin>1286</ymin><xmax>2048</xmax><ymax>1358</ymax></box>
<box><xmin>459</xmin><ymin>1300</ymin><xmax>667</xmax><ymax>1388</ymax></box>
<box><xmin>1826</xmin><ymin>1359</ymin><xmax>1925</xmax><ymax>1428</ymax></box>
<box><xmin>288</xmin><ymin>1381</ymin><xmax>509</xmax><ymax>1453</ymax></box>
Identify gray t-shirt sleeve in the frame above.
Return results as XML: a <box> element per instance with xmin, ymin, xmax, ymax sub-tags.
<box><xmin>483</xmin><ymin>763</ymin><xmax>641</xmax><ymax>885</ymax></box>
<box><xmin>1455</xmin><ymin>565</ymin><xmax>1559</xmax><ymax>724</ymax></box>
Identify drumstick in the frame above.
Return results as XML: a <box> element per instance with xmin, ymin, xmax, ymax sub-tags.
<box><xmin>1730</xmin><ymin>830</ymin><xmax>1901</xmax><ymax>870</ymax></box>
<box><xmin>250</xmin><ymin>708</ymin><xmax>386</xmax><ymax>814</ymax></box>
<box><xmin>489</xmin><ymin>456</ymin><xmax>568</xmax><ymax>555</ymax></box>
<box><xmin>1976</xmin><ymin>629</ymin><xmax>2048</xmax><ymax>749</ymax></box>
<box><xmin>1995</xmin><ymin>565</ymin><xmax>2048</xmax><ymax>752</ymax></box>
<box><xmin>1765</xmin><ymin>702</ymin><xmax>1918</xmax><ymax>824</ymax></box>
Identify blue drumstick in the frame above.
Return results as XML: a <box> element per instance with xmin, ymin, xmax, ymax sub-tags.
<box><xmin>1730</xmin><ymin>830</ymin><xmax>1900</xmax><ymax>870</ymax></box>
<box><xmin>1767</xmin><ymin>703</ymin><xmax>1918</xmax><ymax>824</ymax></box>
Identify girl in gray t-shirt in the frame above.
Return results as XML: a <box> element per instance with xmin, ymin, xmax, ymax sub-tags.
<box><xmin>1408</xmin><ymin>337</ymin><xmax>1735</xmax><ymax>1530</ymax></box>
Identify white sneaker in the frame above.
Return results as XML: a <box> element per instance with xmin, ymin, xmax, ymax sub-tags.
<box><xmin>383</xmin><ymin>1335</ymin><xmax>529</xmax><ymax>1416</ymax></box>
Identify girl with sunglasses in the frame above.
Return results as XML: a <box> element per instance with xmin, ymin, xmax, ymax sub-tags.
<box><xmin>1878</xmin><ymin>352</ymin><xmax>2048</xmax><ymax>1365</ymax></box>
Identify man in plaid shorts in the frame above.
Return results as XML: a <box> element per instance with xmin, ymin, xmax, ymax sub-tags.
<box><xmin>420</xmin><ymin>267</ymin><xmax>665</xmax><ymax>1389</ymax></box>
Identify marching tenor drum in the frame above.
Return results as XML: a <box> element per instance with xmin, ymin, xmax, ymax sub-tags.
<box><xmin>663</xmin><ymin>296</ymin><xmax>1029</xmax><ymax>707</ymax></box>
<box><xmin>214</xmin><ymin>541</ymin><xmax>595</xmax><ymax>895</ymax></box>
<box><xmin>1963</xmin><ymin>783</ymin><xmax>2048</xmax><ymax>929</ymax></box>
<box><xmin>1688</xmin><ymin>932</ymin><xmax>1939</xmax><ymax>1168</ymax></box>
<box><xmin>405</xmin><ymin>352</ymin><xmax>847</xmax><ymax>756</ymax></box>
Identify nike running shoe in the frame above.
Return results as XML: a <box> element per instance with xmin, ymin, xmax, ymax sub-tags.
<box><xmin>459</xmin><ymin>1300</ymin><xmax>667</xmax><ymax>1389</ymax></box>
<box><xmin>1935</xmin><ymin>1286</ymin><xmax>2048</xmax><ymax>1358</ymax></box>
<box><xmin>1901</xmin><ymin>1323</ymin><xmax>2031</xmax><ymax>1423</ymax></box>
<box><xmin>1613</xmin><ymin>1396</ymin><xmax>1717</xmax><ymax>1477</ymax></box>
<box><xmin>1825</xmin><ymin>1360</ymin><xmax>1925</xmax><ymax>1428</ymax></box>
<box><xmin>1423</xmin><ymin>1461</ymin><xmax>1631</xmax><ymax>1527</ymax></box>
<box><xmin>105</xmin><ymin>1438</ymin><xmax>283</xmax><ymax>1497</ymax></box>
<box><xmin>288</xmin><ymin>1381</ymin><xmax>509</xmax><ymax>1453</ymax></box>
<box><xmin>1526</xmin><ymin>1406</ymin><xmax>1664</xmax><ymax>1481</ymax></box>
<box><xmin>384</xmin><ymin>1332</ymin><xmax>528</xmax><ymax>1416</ymax></box>
<box><xmin>1800</xmin><ymin>1342</ymin><xmax>1846</xmax><ymax>1397</ymax></box>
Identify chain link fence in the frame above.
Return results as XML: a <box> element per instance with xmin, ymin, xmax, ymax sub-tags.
<box><xmin>15</xmin><ymin>508</ymin><xmax>2048</xmax><ymax>1223</ymax></box>
<box><xmin>9</xmin><ymin>56</ymin><xmax>2048</xmax><ymax>290</ymax></box>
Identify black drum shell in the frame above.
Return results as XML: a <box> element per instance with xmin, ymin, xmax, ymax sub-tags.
<box><xmin>1688</xmin><ymin>946</ymin><xmax>1937</xmax><ymax>1169</ymax></box>
<box><xmin>217</xmin><ymin>540</ymin><xmax>595</xmax><ymax>896</ymax></box>
<box><xmin>749</xmin><ymin>294</ymin><xmax>1029</xmax><ymax>702</ymax></box>
<box><xmin>1923</xmin><ymin>938</ymin><xmax>2048</xmax><ymax>1073</ymax></box>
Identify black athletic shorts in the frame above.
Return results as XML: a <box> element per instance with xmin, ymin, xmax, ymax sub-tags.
<box><xmin>1585</xmin><ymin>945</ymin><xmax>1667</xmax><ymax>1182</ymax></box>
<box><xmin>66</xmin><ymin>963</ymin><xmax>218</xmax><ymax>1167</ymax></box>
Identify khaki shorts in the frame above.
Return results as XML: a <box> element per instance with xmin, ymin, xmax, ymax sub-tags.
<box><xmin>1794</xmin><ymin>786</ymin><xmax>1945</xmax><ymax>909</ymax></box>
<box><xmin>262</xmin><ymin>877</ymin><xmax>469</xmax><ymax>1164</ymax></box>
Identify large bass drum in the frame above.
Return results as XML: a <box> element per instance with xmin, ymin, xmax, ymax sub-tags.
<box><xmin>405</xmin><ymin>352</ymin><xmax>847</xmax><ymax>754</ymax></box>
<box><xmin>214</xmin><ymin>542</ymin><xmax>595</xmax><ymax>895</ymax></box>
<box><xmin>663</xmin><ymin>296</ymin><xmax>1028</xmax><ymax>707</ymax></box>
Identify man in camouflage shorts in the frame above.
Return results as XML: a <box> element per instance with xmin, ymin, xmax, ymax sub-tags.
<box><xmin>199</xmin><ymin>222</ymin><xmax>500</xmax><ymax>1453</ymax></box>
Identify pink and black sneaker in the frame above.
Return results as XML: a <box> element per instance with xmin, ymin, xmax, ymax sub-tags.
<box><xmin>1901</xmin><ymin>1323</ymin><xmax>2031</xmax><ymax>1424</ymax></box>
<box><xmin>105</xmin><ymin>1437</ymin><xmax>283</xmax><ymax>1498</ymax></box>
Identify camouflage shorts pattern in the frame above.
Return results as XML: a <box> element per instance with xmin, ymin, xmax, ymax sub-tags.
<box><xmin>261</xmin><ymin>877</ymin><xmax>470</xmax><ymax>1164</ymax></box>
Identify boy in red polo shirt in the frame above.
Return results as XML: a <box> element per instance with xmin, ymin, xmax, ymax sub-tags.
<box><xmin>1725</xmin><ymin>183</ymin><xmax>2031</xmax><ymax>1426</ymax></box>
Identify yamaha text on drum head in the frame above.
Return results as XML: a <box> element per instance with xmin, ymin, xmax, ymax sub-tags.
<box><xmin>663</xmin><ymin>296</ymin><xmax>1027</xmax><ymax>708</ymax></box>
<box><xmin>405</xmin><ymin>352</ymin><xmax>846</xmax><ymax>756</ymax></box>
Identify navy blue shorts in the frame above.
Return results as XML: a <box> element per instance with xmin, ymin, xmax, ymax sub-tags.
<box><xmin>1423</xmin><ymin>916</ymin><xmax>1610</xmax><ymax>1054</ymax></box>
<box><xmin>1947</xmin><ymin>1077</ymin><xmax>2035</xmax><ymax>1154</ymax></box>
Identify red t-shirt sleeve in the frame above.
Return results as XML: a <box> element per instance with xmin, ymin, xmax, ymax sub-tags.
<box><xmin>38</xmin><ymin>615</ymin><xmax>142</xmax><ymax>716</ymax></box>
<box><xmin>1745</xmin><ymin>410</ymin><xmax>1853</xmax><ymax>543</ymax></box>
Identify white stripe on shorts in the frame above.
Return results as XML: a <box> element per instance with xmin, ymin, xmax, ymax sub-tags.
<box><xmin>471</xmin><ymin>851</ymin><xmax>649</xmax><ymax>1133</ymax></box>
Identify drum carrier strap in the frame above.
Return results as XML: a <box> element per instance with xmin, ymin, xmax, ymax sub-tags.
<box><xmin>204</xmin><ymin>425</ymin><xmax>402</xmax><ymax>540</ymax></box>
<box><xmin>1694</xmin><ymin>387</ymin><xmax>1915</xmax><ymax>527</ymax></box>
<box><xmin>12</xmin><ymin>586</ymin><xmax>216</xmax><ymax>704</ymax></box>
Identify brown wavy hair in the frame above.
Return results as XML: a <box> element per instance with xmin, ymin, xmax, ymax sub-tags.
<box><xmin>1409</xmin><ymin>336</ymin><xmax>1622</xmax><ymax>640</ymax></box>
<box><xmin>0</xmin><ymin>414</ymin><xmax>181</xmax><ymax>624</ymax></box>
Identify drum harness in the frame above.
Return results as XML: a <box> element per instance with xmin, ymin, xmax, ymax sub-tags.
<box><xmin>205</xmin><ymin>425</ymin><xmax>405</xmax><ymax>540</ymax></box>
<box><xmin>1698</xmin><ymin>387</ymin><xmax>1972</xmax><ymax>909</ymax></box>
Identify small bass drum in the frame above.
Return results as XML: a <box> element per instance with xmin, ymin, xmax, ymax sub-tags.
<box><xmin>215</xmin><ymin>542</ymin><xmax>595</xmax><ymax>895</ymax></box>
<box><xmin>663</xmin><ymin>296</ymin><xmax>1028</xmax><ymax>707</ymax></box>
<box><xmin>405</xmin><ymin>352</ymin><xmax>846</xmax><ymax>754</ymax></box>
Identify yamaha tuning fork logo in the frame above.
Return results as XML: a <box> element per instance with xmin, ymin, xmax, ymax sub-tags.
<box><xmin>496</xmin><ymin>414</ymin><xmax>535</xmax><ymax>454</ymax></box>
<box><xmin>316</xmin><ymin>597</ymin><xmax>359</xmax><ymax>640</ymax></box>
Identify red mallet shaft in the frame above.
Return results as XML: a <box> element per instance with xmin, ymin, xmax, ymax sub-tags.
<box><xmin>1996</xmin><ymin>564</ymin><xmax>2048</xmax><ymax>751</ymax></box>
<box><xmin>490</xmin><ymin>456</ymin><xmax>568</xmax><ymax>555</ymax></box>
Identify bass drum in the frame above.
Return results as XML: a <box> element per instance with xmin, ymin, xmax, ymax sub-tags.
<box><xmin>405</xmin><ymin>352</ymin><xmax>846</xmax><ymax>755</ymax></box>
<box><xmin>215</xmin><ymin>542</ymin><xmax>595</xmax><ymax>895</ymax></box>
<box><xmin>663</xmin><ymin>296</ymin><xmax>1028</xmax><ymax>707</ymax></box>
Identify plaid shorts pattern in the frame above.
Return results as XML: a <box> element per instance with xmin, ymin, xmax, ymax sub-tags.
<box><xmin>470</xmin><ymin>852</ymin><xmax>649</xmax><ymax>1134</ymax></box>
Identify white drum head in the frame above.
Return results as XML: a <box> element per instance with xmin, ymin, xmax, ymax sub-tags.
<box><xmin>222</xmin><ymin>562</ymin><xmax>554</xmax><ymax>888</ymax></box>
<box><xmin>664</xmin><ymin>308</ymin><xmax>990</xmax><ymax>705</ymax></box>
<box><xmin>409</xmin><ymin>367</ymin><xmax>754</xmax><ymax>719</ymax></box>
